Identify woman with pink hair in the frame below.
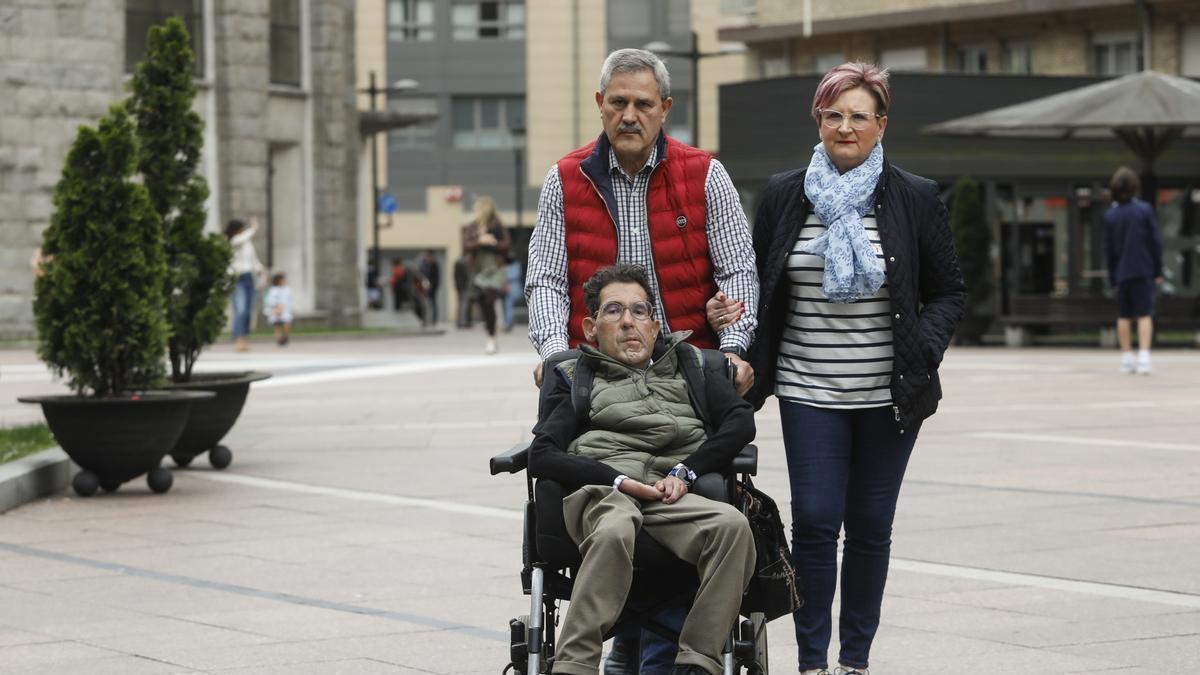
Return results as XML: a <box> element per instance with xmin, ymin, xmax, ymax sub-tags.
<box><xmin>743</xmin><ymin>62</ymin><xmax>966</xmax><ymax>675</ymax></box>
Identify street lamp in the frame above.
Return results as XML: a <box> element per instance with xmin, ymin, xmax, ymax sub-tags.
<box><xmin>644</xmin><ymin>32</ymin><xmax>746</xmax><ymax>149</ymax></box>
<box><xmin>361</xmin><ymin>72</ymin><xmax>419</xmax><ymax>280</ymax></box>
<box><xmin>510</xmin><ymin>123</ymin><xmax>526</xmax><ymax>230</ymax></box>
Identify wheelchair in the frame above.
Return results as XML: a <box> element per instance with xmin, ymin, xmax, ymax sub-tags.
<box><xmin>488</xmin><ymin>352</ymin><xmax>770</xmax><ymax>675</ymax></box>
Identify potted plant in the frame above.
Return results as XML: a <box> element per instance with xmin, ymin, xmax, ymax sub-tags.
<box><xmin>19</xmin><ymin>103</ymin><xmax>213</xmax><ymax>496</ymax></box>
<box><xmin>949</xmin><ymin>176</ymin><xmax>992</xmax><ymax>344</ymax></box>
<box><xmin>129</xmin><ymin>17</ymin><xmax>268</xmax><ymax>470</ymax></box>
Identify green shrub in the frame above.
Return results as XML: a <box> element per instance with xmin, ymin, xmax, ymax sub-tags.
<box><xmin>34</xmin><ymin>104</ymin><xmax>168</xmax><ymax>397</ymax></box>
<box><xmin>949</xmin><ymin>176</ymin><xmax>991</xmax><ymax>313</ymax></box>
<box><xmin>130</xmin><ymin>17</ymin><xmax>232</xmax><ymax>382</ymax></box>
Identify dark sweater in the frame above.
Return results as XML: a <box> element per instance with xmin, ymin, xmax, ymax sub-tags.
<box><xmin>1104</xmin><ymin>199</ymin><xmax>1163</xmax><ymax>285</ymax></box>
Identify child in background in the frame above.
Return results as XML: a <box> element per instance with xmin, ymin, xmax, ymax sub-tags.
<box><xmin>264</xmin><ymin>272</ymin><xmax>294</xmax><ymax>346</ymax></box>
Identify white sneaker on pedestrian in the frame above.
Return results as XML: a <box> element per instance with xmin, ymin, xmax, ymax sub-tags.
<box><xmin>834</xmin><ymin>666</ymin><xmax>869</xmax><ymax>675</ymax></box>
<box><xmin>800</xmin><ymin>669</ymin><xmax>831</xmax><ymax>675</ymax></box>
<box><xmin>485</xmin><ymin>337</ymin><xmax>498</xmax><ymax>355</ymax></box>
<box><xmin>1136</xmin><ymin>351</ymin><xmax>1151</xmax><ymax>375</ymax></box>
<box><xmin>1119</xmin><ymin>351</ymin><xmax>1135</xmax><ymax>374</ymax></box>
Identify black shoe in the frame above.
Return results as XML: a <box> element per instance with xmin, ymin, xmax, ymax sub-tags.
<box><xmin>670</xmin><ymin>665</ymin><xmax>710</xmax><ymax>675</ymax></box>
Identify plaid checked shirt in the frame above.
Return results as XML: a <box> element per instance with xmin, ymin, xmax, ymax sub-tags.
<box><xmin>525</xmin><ymin>144</ymin><xmax>759</xmax><ymax>359</ymax></box>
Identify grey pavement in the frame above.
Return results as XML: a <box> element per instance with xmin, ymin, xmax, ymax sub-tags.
<box><xmin>1</xmin><ymin>326</ymin><xmax>1199</xmax><ymax>674</ymax></box>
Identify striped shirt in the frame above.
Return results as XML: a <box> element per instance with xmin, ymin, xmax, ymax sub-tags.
<box><xmin>774</xmin><ymin>212</ymin><xmax>894</xmax><ymax>409</ymax></box>
<box><xmin>525</xmin><ymin>144</ymin><xmax>758</xmax><ymax>359</ymax></box>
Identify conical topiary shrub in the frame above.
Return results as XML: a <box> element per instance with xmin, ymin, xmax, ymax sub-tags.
<box><xmin>23</xmin><ymin>102</ymin><xmax>213</xmax><ymax>496</ymax></box>
<box><xmin>949</xmin><ymin>176</ymin><xmax>992</xmax><ymax>343</ymax></box>
<box><xmin>129</xmin><ymin>16</ymin><xmax>232</xmax><ymax>383</ymax></box>
<box><xmin>35</xmin><ymin>103</ymin><xmax>168</xmax><ymax>396</ymax></box>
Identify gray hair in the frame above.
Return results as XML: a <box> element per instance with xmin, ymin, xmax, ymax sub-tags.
<box><xmin>599</xmin><ymin>48</ymin><xmax>671</xmax><ymax>101</ymax></box>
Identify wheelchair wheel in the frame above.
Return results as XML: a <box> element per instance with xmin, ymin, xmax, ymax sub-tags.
<box><xmin>740</xmin><ymin>612</ymin><xmax>768</xmax><ymax>674</ymax></box>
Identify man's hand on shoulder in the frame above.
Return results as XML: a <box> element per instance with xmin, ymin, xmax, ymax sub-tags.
<box><xmin>618</xmin><ymin>478</ymin><xmax>665</xmax><ymax>502</ymax></box>
<box><xmin>654</xmin><ymin>475</ymin><xmax>689</xmax><ymax>504</ymax></box>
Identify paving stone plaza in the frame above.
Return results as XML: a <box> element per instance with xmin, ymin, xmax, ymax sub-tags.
<box><xmin>1</xmin><ymin>329</ymin><xmax>1199</xmax><ymax>674</ymax></box>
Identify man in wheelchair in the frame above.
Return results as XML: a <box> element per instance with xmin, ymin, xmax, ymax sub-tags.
<box><xmin>528</xmin><ymin>264</ymin><xmax>757</xmax><ymax>675</ymax></box>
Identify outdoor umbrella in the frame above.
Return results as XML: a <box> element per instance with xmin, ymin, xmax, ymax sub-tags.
<box><xmin>922</xmin><ymin>70</ymin><xmax>1200</xmax><ymax>197</ymax></box>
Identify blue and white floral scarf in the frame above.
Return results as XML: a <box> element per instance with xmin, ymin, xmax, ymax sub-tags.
<box><xmin>800</xmin><ymin>141</ymin><xmax>886</xmax><ymax>303</ymax></box>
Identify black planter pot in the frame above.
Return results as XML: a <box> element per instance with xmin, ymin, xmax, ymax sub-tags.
<box><xmin>18</xmin><ymin>390</ymin><xmax>215</xmax><ymax>496</ymax></box>
<box><xmin>163</xmin><ymin>371</ymin><xmax>271</xmax><ymax>470</ymax></box>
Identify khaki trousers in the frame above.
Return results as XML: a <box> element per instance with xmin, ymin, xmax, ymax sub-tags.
<box><xmin>552</xmin><ymin>485</ymin><xmax>756</xmax><ymax>675</ymax></box>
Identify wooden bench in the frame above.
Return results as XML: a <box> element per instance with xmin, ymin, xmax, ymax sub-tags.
<box><xmin>1000</xmin><ymin>295</ymin><xmax>1200</xmax><ymax>347</ymax></box>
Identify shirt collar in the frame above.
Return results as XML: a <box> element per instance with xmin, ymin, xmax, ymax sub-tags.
<box><xmin>608</xmin><ymin>145</ymin><xmax>658</xmax><ymax>182</ymax></box>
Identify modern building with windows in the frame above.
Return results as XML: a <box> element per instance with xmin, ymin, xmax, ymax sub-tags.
<box><xmin>716</xmin><ymin>0</ymin><xmax>1200</xmax><ymax>337</ymax></box>
<box><xmin>0</xmin><ymin>0</ymin><xmax>360</xmax><ymax>338</ymax></box>
<box><xmin>356</xmin><ymin>0</ymin><xmax>749</xmax><ymax>322</ymax></box>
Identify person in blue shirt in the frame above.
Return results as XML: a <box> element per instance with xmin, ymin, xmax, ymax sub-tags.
<box><xmin>1104</xmin><ymin>167</ymin><xmax>1164</xmax><ymax>375</ymax></box>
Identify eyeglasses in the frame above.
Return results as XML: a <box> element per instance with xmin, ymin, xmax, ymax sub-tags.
<box><xmin>596</xmin><ymin>301</ymin><xmax>654</xmax><ymax>322</ymax></box>
<box><xmin>817</xmin><ymin>109</ymin><xmax>884</xmax><ymax>131</ymax></box>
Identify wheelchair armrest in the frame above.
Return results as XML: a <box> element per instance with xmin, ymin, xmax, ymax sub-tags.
<box><xmin>730</xmin><ymin>444</ymin><xmax>758</xmax><ymax>476</ymax></box>
<box><xmin>490</xmin><ymin>443</ymin><xmax>530</xmax><ymax>475</ymax></box>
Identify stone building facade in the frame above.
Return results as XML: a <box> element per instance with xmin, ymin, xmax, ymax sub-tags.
<box><xmin>719</xmin><ymin>0</ymin><xmax>1200</xmax><ymax>78</ymax></box>
<box><xmin>0</xmin><ymin>0</ymin><xmax>360</xmax><ymax>338</ymax></box>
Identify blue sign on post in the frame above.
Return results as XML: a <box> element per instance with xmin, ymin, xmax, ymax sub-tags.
<box><xmin>378</xmin><ymin>193</ymin><xmax>398</xmax><ymax>214</ymax></box>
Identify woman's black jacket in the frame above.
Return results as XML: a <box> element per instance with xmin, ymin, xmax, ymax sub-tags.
<box><xmin>746</xmin><ymin>159</ymin><xmax>966</xmax><ymax>433</ymax></box>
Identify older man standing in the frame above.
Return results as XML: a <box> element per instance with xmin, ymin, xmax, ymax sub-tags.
<box><xmin>526</xmin><ymin>48</ymin><xmax>758</xmax><ymax>396</ymax></box>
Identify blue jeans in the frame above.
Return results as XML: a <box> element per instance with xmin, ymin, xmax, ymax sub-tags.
<box><xmin>779</xmin><ymin>400</ymin><xmax>920</xmax><ymax>671</ymax></box>
<box><xmin>604</xmin><ymin>606</ymin><xmax>686</xmax><ymax>675</ymax></box>
<box><xmin>231</xmin><ymin>272</ymin><xmax>255</xmax><ymax>338</ymax></box>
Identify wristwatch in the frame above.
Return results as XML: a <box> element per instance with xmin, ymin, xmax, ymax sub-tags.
<box><xmin>668</xmin><ymin>463</ymin><xmax>697</xmax><ymax>486</ymax></box>
<box><xmin>721</xmin><ymin>346</ymin><xmax>747</xmax><ymax>359</ymax></box>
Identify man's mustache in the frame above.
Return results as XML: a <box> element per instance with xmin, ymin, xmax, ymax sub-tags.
<box><xmin>617</xmin><ymin>124</ymin><xmax>642</xmax><ymax>134</ymax></box>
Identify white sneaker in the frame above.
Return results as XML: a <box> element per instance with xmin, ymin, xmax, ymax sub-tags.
<box><xmin>1136</xmin><ymin>353</ymin><xmax>1151</xmax><ymax>375</ymax></box>
<box><xmin>1119</xmin><ymin>352</ymin><xmax>1135</xmax><ymax>374</ymax></box>
<box><xmin>834</xmin><ymin>667</ymin><xmax>869</xmax><ymax>675</ymax></box>
<box><xmin>485</xmin><ymin>337</ymin><xmax>498</xmax><ymax>355</ymax></box>
<box><xmin>801</xmin><ymin>670</ymin><xmax>831</xmax><ymax>675</ymax></box>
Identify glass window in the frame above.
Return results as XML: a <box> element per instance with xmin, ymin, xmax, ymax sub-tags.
<box><xmin>720</xmin><ymin>0</ymin><xmax>755</xmax><ymax>16</ymax></box>
<box><xmin>608</xmin><ymin>0</ymin><xmax>651</xmax><ymax>39</ymax></box>
<box><xmin>125</xmin><ymin>0</ymin><xmax>205</xmax><ymax>76</ymax></box>
<box><xmin>388</xmin><ymin>0</ymin><xmax>435</xmax><ymax>42</ymax></box>
<box><xmin>270</xmin><ymin>0</ymin><xmax>302</xmax><ymax>86</ymax></box>
<box><xmin>388</xmin><ymin>99</ymin><xmax>439</xmax><ymax>151</ymax></box>
<box><xmin>814</xmin><ymin>52</ymin><xmax>844</xmax><ymax>74</ymax></box>
<box><xmin>451</xmin><ymin>1</ymin><xmax>525</xmax><ymax>40</ymax></box>
<box><xmin>880</xmin><ymin>46</ymin><xmax>928</xmax><ymax>72</ymax></box>
<box><xmin>1090</xmin><ymin>31</ymin><xmax>1137</xmax><ymax>75</ymax></box>
<box><xmin>957</xmin><ymin>44</ymin><xmax>988</xmax><ymax>73</ymax></box>
<box><xmin>452</xmin><ymin>96</ymin><xmax>526</xmax><ymax>149</ymax></box>
<box><xmin>1001</xmin><ymin>41</ymin><xmax>1033</xmax><ymax>74</ymax></box>
<box><xmin>667</xmin><ymin>0</ymin><xmax>690</xmax><ymax>36</ymax></box>
<box><xmin>666</xmin><ymin>92</ymin><xmax>691</xmax><ymax>145</ymax></box>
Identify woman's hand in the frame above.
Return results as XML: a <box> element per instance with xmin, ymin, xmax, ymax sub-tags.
<box><xmin>478</xmin><ymin>232</ymin><xmax>498</xmax><ymax>246</ymax></box>
<box><xmin>706</xmin><ymin>291</ymin><xmax>744</xmax><ymax>332</ymax></box>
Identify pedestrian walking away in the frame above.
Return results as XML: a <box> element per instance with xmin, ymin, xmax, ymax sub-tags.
<box><xmin>745</xmin><ymin>61</ymin><xmax>965</xmax><ymax>675</ymax></box>
<box><xmin>463</xmin><ymin>196</ymin><xmax>512</xmax><ymax>354</ymax></box>
<box><xmin>419</xmin><ymin>249</ymin><xmax>441</xmax><ymax>326</ymax></box>
<box><xmin>390</xmin><ymin>258</ymin><xmax>411</xmax><ymax>313</ymax></box>
<box><xmin>264</xmin><ymin>272</ymin><xmax>294</xmax><ymax>346</ymax></box>
<box><xmin>524</xmin><ymin>47</ymin><xmax>760</xmax><ymax>674</ymax></box>
<box><xmin>1104</xmin><ymin>166</ymin><xmax>1164</xmax><ymax>375</ymax></box>
<box><xmin>226</xmin><ymin>217</ymin><xmax>265</xmax><ymax>352</ymax></box>
<box><xmin>454</xmin><ymin>256</ymin><xmax>473</xmax><ymax>328</ymax></box>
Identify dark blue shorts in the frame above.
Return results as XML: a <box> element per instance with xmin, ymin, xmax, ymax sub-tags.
<box><xmin>1117</xmin><ymin>277</ymin><xmax>1156</xmax><ymax>318</ymax></box>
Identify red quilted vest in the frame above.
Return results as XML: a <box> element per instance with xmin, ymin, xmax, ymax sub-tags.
<box><xmin>557</xmin><ymin>133</ymin><xmax>716</xmax><ymax>349</ymax></box>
